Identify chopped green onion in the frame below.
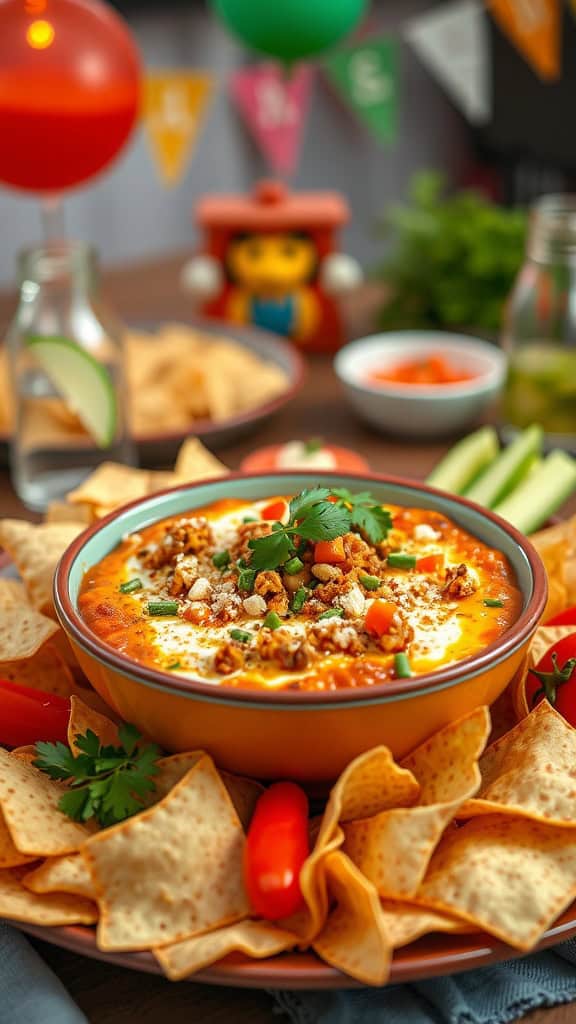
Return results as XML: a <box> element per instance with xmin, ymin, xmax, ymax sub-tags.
<box><xmin>212</xmin><ymin>549</ymin><xmax>231</xmax><ymax>570</ymax></box>
<box><xmin>284</xmin><ymin>556</ymin><xmax>304</xmax><ymax>575</ymax></box>
<box><xmin>387</xmin><ymin>553</ymin><xmax>417</xmax><ymax>570</ymax></box>
<box><xmin>264</xmin><ymin>611</ymin><xmax>282</xmax><ymax>631</ymax></box>
<box><xmin>167</xmin><ymin>661</ymin><xmax>181</xmax><ymax>670</ymax></box>
<box><xmin>318</xmin><ymin>607</ymin><xmax>344</xmax><ymax>620</ymax></box>
<box><xmin>230</xmin><ymin>628</ymin><xmax>252</xmax><ymax>644</ymax></box>
<box><xmin>242</xmin><ymin>516</ymin><xmax>257</xmax><ymax>523</ymax></box>
<box><xmin>358</xmin><ymin>573</ymin><xmax>381</xmax><ymax>591</ymax></box>
<box><xmin>483</xmin><ymin>598</ymin><xmax>504</xmax><ymax>608</ymax></box>
<box><xmin>291</xmin><ymin>587</ymin><xmax>308</xmax><ymax>613</ymax></box>
<box><xmin>238</xmin><ymin>568</ymin><xmax>257</xmax><ymax>592</ymax></box>
<box><xmin>304</xmin><ymin>437</ymin><xmax>323</xmax><ymax>455</ymax></box>
<box><xmin>147</xmin><ymin>601</ymin><xmax>179</xmax><ymax>616</ymax></box>
<box><xmin>119</xmin><ymin>578</ymin><xmax>143</xmax><ymax>594</ymax></box>
<box><xmin>394</xmin><ymin>652</ymin><xmax>412</xmax><ymax>678</ymax></box>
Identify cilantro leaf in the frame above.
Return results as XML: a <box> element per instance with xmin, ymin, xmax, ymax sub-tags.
<box><xmin>295</xmin><ymin>502</ymin><xmax>351</xmax><ymax>541</ymax></box>
<box><xmin>35</xmin><ymin>726</ymin><xmax>161</xmax><ymax>829</ymax></box>
<box><xmin>248</xmin><ymin>530</ymin><xmax>294</xmax><ymax>570</ymax></box>
<box><xmin>34</xmin><ymin>741</ymin><xmax>77</xmax><ymax>780</ymax></box>
<box><xmin>289</xmin><ymin>487</ymin><xmax>332</xmax><ymax>522</ymax></box>
<box><xmin>351</xmin><ymin>504</ymin><xmax>393</xmax><ymax>545</ymax></box>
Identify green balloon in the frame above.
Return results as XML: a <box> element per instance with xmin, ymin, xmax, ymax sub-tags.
<box><xmin>213</xmin><ymin>0</ymin><xmax>369</xmax><ymax>61</ymax></box>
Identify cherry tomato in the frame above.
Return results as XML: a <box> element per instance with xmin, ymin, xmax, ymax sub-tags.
<box><xmin>524</xmin><ymin>632</ymin><xmax>576</xmax><ymax>726</ymax></box>
<box><xmin>241</xmin><ymin>444</ymin><xmax>370</xmax><ymax>474</ymax></box>
<box><xmin>244</xmin><ymin>781</ymin><xmax>309</xmax><ymax>921</ymax></box>
<box><xmin>0</xmin><ymin>679</ymin><xmax>70</xmax><ymax>748</ymax></box>
<box><xmin>545</xmin><ymin>606</ymin><xmax>576</xmax><ymax>627</ymax></box>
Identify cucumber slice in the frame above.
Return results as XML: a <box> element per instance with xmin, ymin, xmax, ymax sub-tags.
<box><xmin>493</xmin><ymin>450</ymin><xmax>576</xmax><ymax>534</ymax></box>
<box><xmin>464</xmin><ymin>424</ymin><xmax>543</xmax><ymax>508</ymax></box>
<box><xmin>426</xmin><ymin>426</ymin><xmax>499</xmax><ymax>495</ymax></box>
<box><xmin>26</xmin><ymin>335</ymin><xmax>117</xmax><ymax>448</ymax></box>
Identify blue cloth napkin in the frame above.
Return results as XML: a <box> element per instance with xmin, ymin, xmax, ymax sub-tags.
<box><xmin>272</xmin><ymin>940</ymin><xmax>576</xmax><ymax>1024</ymax></box>
<box><xmin>0</xmin><ymin>923</ymin><xmax>88</xmax><ymax>1024</ymax></box>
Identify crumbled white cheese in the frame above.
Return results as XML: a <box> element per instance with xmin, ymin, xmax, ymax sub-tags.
<box><xmin>173</xmin><ymin>554</ymin><xmax>199</xmax><ymax>589</ymax></box>
<box><xmin>243</xmin><ymin>594</ymin><xmax>267</xmax><ymax>617</ymax></box>
<box><xmin>414</xmin><ymin>523</ymin><xmax>440</xmax><ymax>542</ymax></box>
<box><xmin>312</xmin><ymin>563</ymin><xmax>342</xmax><ymax>582</ymax></box>
<box><xmin>188</xmin><ymin>577</ymin><xmax>212</xmax><ymax>601</ymax></box>
<box><xmin>339</xmin><ymin>585</ymin><xmax>366</xmax><ymax>618</ymax></box>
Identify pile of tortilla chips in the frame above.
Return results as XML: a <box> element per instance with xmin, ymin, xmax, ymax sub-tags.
<box><xmin>1</xmin><ymin>472</ymin><xmax>576</xmax><ymax>985</ymax></box>
<box><xmin>0</xmin><ymin>323</ymin><xmax>289</xmax><ymax>440</ymax></box>
<box><xmin>3</xmin><ymin>696</ymin><xmax>576</xmax><ymax>985</ymax></box>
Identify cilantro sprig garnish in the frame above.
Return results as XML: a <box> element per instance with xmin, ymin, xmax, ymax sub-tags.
<box><xmin>329</xmin><ymin>488</ymin><xmax>392</xmax><ymax>545</ymax></box>
<box><xmin>34</xmin><ymin>724</ymin><xmax>160</xmax><ymax>828</ymax></box>
<box><xmin>248</xmin><ymin>487</ymin><xmax>351</xmax><ymax>570</ymax></box>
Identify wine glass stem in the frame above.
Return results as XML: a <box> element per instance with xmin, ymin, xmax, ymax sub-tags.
<box><xmin>40</xmin><ymin>194</ymin><xmax>65</xmax><ymax>244</ymax></box>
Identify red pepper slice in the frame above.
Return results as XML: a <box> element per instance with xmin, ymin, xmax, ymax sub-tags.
<box><xmin>545</xmin><ymin>606</ymin><xmax>576</xmax><ymax>627</ymax></box>
<box><xmin>261</xmin><ymin>500</ymin><xmax>288</xmax><ymax>522</ymax></box>
<box><xmin>244</xmin><ymin>781</ymin><xmax>309</xmax><ymax>921</ymax></box>
<box><xmin>0</xmin><ymin>679</ymin><xmax>70</xmax><ymax>748</ymax></box>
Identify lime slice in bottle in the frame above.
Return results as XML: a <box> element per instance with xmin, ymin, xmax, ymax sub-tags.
<box><xmin>26</xmin><ymin>335</ymin><xmax>117</xmax><ymax>449</ymax></box>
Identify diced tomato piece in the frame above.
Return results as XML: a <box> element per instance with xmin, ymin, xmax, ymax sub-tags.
<box><xmin>261</xmin><ymin>500</ymin><xmax>288</xmax><ymax>522</ymax></box>
<box><xmin>182</xmin><ymin>604</ymin><xmax>210</xmax><ymax>625</ymax></box>
<box><xmin>416</xmin><ymin>554</ymin><xmax>444</xmax><ymax>574</ymax></box>
<box><xmin>314</xmin><ymin>537</ymin><xmax>346</xmax><ymax>564</ymax></box>
<box><xmin>0</xmin><ymin>679</ymin><xmax>70</xmax><ymax>747</ymax></box>
<box><xmin>364</xmin><ymin>600</ymin><xmax>397</xmax><ymax>637</ymax></box>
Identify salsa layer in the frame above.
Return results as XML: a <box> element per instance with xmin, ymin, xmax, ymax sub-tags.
<box><xmin>78</xmin><ymin>489</ymin><xmax>522</xmax><ymax>692</ymax></box>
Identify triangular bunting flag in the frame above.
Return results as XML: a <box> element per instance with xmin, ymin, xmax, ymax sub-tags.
<box><xmin>230</xmin><ymin>64</ymin><xmax>313</xmax><ymax>176</ymax></box>
<box><xmin>143</xmin><ymin>72</ymin><xmax>213</xmax><ymax>187</ymax></box>
<box><xmin>322</xmin><ymin>37</ymin><xmax>398</xmax><ymax>146</ymax></box>
<box><xmin>487</xmin><ymin>0</ymin><xmax>560</xmax><ymax>81</ymax></box>
<box><xmin>404</xmin><ymin>0</ymin><xmax>490</xmax><ymax>124</ymax></box>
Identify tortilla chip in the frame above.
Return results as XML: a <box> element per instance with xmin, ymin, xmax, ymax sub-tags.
<box><xmin>413</xmin><ymin>814</ymin><xmax>576</xmax><ymax>950</ymax></box>
<box><xmin>0</xmin><ymin>811</ymin><xmax>35</xmax><ymax>869</ymax></box>
<box><xmin>82</xmin><ymin>755</ymin><xmax>249</xmax><ymax>951</ymax></box>
<box><xmin>173</xmin><ymin>438</ymin><xmax>229</xmax><ymax>482</ymax></box>
<box><xmin>67</xmin><ymin>695</ymin><xmax>119</xmax><ymax>755</ymax></box>
<box><xmin>67</xmin><ymin>463</ymin><xmax>150</xmax><ymax>509</ymax></box>
<box><xmin>154</xmin><ymin>920</ymin><xmax>297</xmax><ymax>981</ymax></box>
<box><xmin>0</xmin><ymin>579</ymin><xmax>27</xmax><ymax>610</ymax></box>
<box><xmin>149</xmin><ymin>752</ymin><xmax>263</xmax><ymax>832</ymax></box>
<box><xmin>316</xmin><ymin>746</ymin><xmax>420</xmax><ymax>851</ymax></box>
<box><xmin>23</xmin><ymin>854</ymin><xmax>96</xmax><ymax>900</ymax></box>
<box><xmin>0</xmin><ymin>520</ymin><xmax>83</xmax><ymax>614</ymax></box>
<box><xmin>1</xmin><ymin>643</ymin><xmax>77</xmax><ymax>698</ymax></box>
<box><xmin>343</xmin><ymin>708</ymin><xmax>490</xmax><ymax>899</ymax></box>
<box><xmin>282</xmin><ymin>826</ymin><xmax>344</xmax><ymax>945</ymax></box>
<box><xmin>44</xmin><ymin>501</ymin><xmax>94</xmax><ymax>526</ymax></box>
<box><xmin>379</xmin><ymin>900</ymin><xmax>476</xmax><ymax>948</ymax></box>
<box><xmin>458</xmin><ymin>701</ymin><xmax>576</xmax><ymax>826</ymax></box>
<box><xmin>0</xmin><ymin>606</ymin><xmax>59</xmax><ymax>662</ymax></box>
<box><xmin>0</xmin><ymin>748</ymin><xmax>95</xmax><ymax>856</ymax></box>
<box><xmin>0</xmin><ymin>867</ymin><xmax>97</xmax><ymax>926</ymax></box>
<box><xmin>531</xmin><ymin>517</ymin><xmax>576</xmax><ymax>619</ymax></box>
<box><xmin>312</xmin><ymin>851</ymin><xmax>391</xmax><ymax>986</ymax></box>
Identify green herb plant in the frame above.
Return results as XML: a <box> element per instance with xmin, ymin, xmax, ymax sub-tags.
<box><xmin>375</xmin><ymin>172</ymin><xmax>526</xmax><ymax>332</ymax></box>
<box><xmin>34</xmin><ymin>725</ymin><xmax>160</xmax><ymax>828</ymax></box>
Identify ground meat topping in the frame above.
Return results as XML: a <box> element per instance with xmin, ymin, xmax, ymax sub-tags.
<box><xmin>213</xmin><ymin>641</ymin><xmax>245</xmax><ymax>675</ymax></box>
<box><xmin>442</xmin><ymin>563</ymin><xmax>478</xmax><ymax>599</ymax></box>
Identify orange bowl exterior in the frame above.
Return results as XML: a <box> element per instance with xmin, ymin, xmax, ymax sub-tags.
<box><xmin>69</xmin><ymin>633</ymin><xmax>534</xmax><ymax>783</ymax></box>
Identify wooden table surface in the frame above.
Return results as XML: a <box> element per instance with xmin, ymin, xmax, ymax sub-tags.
<box><xmin>0</xmin><ymin>258</ymin><xmax>574</xmax><ymax>1024</ymax></box>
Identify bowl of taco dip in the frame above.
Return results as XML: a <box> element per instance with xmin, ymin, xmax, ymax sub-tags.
<box><xmin>54</xmin><ymin>472</ymin><xmax>546</xmax><ymax>783</ymax></box>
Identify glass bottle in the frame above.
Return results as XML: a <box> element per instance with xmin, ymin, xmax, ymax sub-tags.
<box><xmin>7</xmin><ymin>242</ymin><xmax>134</xmax><ymax>511</ymax></box>
<box><xmin>501</xmin><ymin>194</ymin><xmax>576</xmax><ymax>451</ymax></box>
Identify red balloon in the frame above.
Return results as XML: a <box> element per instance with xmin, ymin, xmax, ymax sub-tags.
<box><xmin>0</xmin><ymin>0</ymin><xmax>141</xmax><ymax>193</ymax></box>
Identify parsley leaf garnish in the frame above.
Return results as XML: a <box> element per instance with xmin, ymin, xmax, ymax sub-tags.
<box><xmin>330</xmin><ymin>488</ymin><xmax>392</xmax><ymax>545</ymax></box>
<box><xmin>248</xmin><ymin>488</ymin><xmax>352</xmax><ymax>571</ymax></box>
<box><xmin>34</xmin><ymin>725</ymin><xmax>161</xmax><ymax>828</ymax></box>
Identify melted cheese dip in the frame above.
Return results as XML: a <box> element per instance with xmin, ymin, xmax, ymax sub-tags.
<box><xmin>78</xmin><ymin>496</ymin><xmax>522</xmax><ymax>692</ymax></box>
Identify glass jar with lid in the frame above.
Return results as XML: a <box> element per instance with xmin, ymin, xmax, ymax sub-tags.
<box><xmin>502</xmin><ymin>194</ymin><xmax>576</xmax><ymax>450</ymax></box>
<box><xmin>6</xmin><ymin>241</ymin><xmax>134</xmax><ymax>511</ymax></box>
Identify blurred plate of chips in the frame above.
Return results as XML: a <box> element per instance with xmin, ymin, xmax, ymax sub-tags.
<box><xmin>0</xmin><ymin>319</ymin><xmax>305</xmax><ymax>466</ymax></box>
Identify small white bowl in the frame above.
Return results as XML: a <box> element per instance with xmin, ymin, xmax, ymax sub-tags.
<box><xmin>334</xmin><ymin>331</ymin><xmax>507</xmax><ymax>439</ymax></box>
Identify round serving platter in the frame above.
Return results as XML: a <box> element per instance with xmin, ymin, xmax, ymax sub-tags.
<box><xmin>14</xmin><ymin>909</ymin><xmax>576</xmax><ymax>991</ymax></box>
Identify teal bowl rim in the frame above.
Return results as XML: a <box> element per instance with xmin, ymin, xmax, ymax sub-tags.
<box><xmin>54</xmin><ymin>471</ymin><xmax>547</xmax><ymax>709</ymax></box>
